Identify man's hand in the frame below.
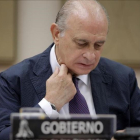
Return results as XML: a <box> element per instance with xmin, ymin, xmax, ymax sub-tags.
<box><xmin>45</xmin><ymin>64</ymin><xmax>76</xmax><ymax>111</ymax></box>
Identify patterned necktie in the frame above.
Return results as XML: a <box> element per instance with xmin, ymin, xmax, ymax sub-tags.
<box><xmin>69</xmin><ymin>77</ymin><xmax>90</xmax><ymax>114</ymax></box>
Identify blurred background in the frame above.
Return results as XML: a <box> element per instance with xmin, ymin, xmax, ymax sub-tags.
<box><xmin>0</xmin><ymin>0</ymin><xmax>140</xmax><ymax>87</ymax></box>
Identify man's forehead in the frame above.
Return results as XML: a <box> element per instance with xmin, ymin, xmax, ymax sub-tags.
<box><xmin>66</xmin><ymin>3</ymin><xmax>108</xmax><ymax>31</ymax></box>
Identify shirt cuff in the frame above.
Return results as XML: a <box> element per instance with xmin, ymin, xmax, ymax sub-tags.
<box><xmin>38</xmin><ymin>98</ymin><xmax>59</xmax><ymax>119</ymax></box>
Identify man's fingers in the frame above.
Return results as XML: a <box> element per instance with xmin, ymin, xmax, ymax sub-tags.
<box><xmin>51</xmin><ymin>64</ymin><xmax>69</xmax><ymax>78</ymax></box>
<box><xmin>58</xmin><ymin>64</ymin><xmax>68</xmax><ymax>76</ymax></box>
<box><xmin>68</xmin><ymin>73</ymin><xmax>72</xmax><ymax>80</ymax></box>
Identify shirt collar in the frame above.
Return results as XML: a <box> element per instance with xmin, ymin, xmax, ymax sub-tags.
<box><xmin>50</xmin><ymin>44</ymin><xmax>89</xmax><ymax>85</ymax></box>
<box><xmin>50</xmin><ymin>44</ymin><xmax>60</xmax><ymax>73</ymax></box>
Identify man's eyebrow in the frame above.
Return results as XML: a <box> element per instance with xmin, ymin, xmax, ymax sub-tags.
<box><xmin>96</xmin><ymin>40</ymin><xmax>106</xmax><ymax>44</ymax></box>
<box><xmin>73</xmin><ymin>38</ymin><xmax>89</xmax><ymax>43</ymax></box>
<box><xmin>73</xmin><ymin>38</ymin><xmax>106</xmax><ymax>44</ymax></box>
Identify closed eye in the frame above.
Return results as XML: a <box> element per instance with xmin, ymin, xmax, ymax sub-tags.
<box><xmin>77</xmin><ymin>42</ymin><xmax>89</xmax><ymax>47</ymax></box>
<box><xmin>94</xmin><ymin>43</ymin><xmax>103</xmax><ymax>50</ymax></box>
<box><xmin>73</xmin><ymin>38</ymin><xmax>89</xmax><ymax>48</ymax></box>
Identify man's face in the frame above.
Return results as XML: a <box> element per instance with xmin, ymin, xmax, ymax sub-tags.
<box><xmin>55</xmin><ymin>14</ymin><xmax>108</xmax><ymax>75</ymax></box>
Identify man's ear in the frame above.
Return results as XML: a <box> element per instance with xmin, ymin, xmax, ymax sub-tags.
<box><xmin>50</xmin><ymin>23</ymin><xmax>60</xmax><ymax>46</ymax></box>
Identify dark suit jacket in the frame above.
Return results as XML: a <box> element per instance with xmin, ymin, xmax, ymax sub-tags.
<box><xmin>0</xmin><ymin>43</ymin><xmax>140</xmax><ymax>139</ymax></box>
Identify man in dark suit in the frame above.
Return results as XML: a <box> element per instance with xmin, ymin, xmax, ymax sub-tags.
<box><xmin>0</xmin><ymin>0</ymin><xmax>140</xmax><ymax>139</ymax></box>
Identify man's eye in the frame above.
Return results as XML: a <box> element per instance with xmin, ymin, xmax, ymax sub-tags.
<box><xmin>94</xmin><ymin>44</ymin><xmax>102</xmax><ymax>50</ymax></box>
<box><xmin>78</xmin><ymin>43</ymin><xmax>88</xmax><ymax>47</ymax></box>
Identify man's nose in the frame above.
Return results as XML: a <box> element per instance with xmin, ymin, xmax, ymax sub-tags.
<box><xmin>83</xmin><ymin>51</ymin><xmax>95</xmax><ymax>61</ymax></box>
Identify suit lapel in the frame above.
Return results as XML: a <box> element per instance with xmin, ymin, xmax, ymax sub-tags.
<box><xmin>30</xmin><ymin>45</ymin><xmax>53</xmax><ymax>101</ymax></box>
<box><xmin>90</xmin><ymin>64</ymin><xmax>112</xmax><ymax>114</ymax></box>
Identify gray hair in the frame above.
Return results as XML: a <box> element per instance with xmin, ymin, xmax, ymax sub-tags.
<box><xmin>55</xmin><ymin>0</ymin><xmax>109</xmax><ymax>36</ymax></box>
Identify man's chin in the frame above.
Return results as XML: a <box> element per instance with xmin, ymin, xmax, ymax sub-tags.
<box><xmin>69</xmin><ymin>69</ymin><xmax>92</xmax><ymax>76</ymax></box>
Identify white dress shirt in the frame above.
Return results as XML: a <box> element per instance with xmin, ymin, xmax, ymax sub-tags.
<box><xmin>39</xmin><ymin>44</ymin><xmax>96</xmax><ymax>118</ymax></box>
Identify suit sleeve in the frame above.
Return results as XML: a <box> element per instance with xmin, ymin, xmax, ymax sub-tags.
<box><xmin>129</xmin><ymin>69</ymin><xmax>140</xmax><ymax>126</ymax></box>
<box><xmin>0</xmin><ymin>73</ymin><xmax>20</xmax><ymax>139</ymax></box>
<box><xmin>0</xmin><ymin>72</ymin><xmax>41</xmax><ymax>139</ymax></box>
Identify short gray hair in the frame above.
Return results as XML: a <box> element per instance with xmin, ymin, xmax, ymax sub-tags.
<box><xmin>55</xmin><ymin>0</ymin><xmax>109</xmax><ymax>35</ymax></box>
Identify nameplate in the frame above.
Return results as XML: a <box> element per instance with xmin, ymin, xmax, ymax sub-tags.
<box><xmin>10</xmin><ymin>113</ymin><xmax>116</xmax><ymax>140</ymax></box>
